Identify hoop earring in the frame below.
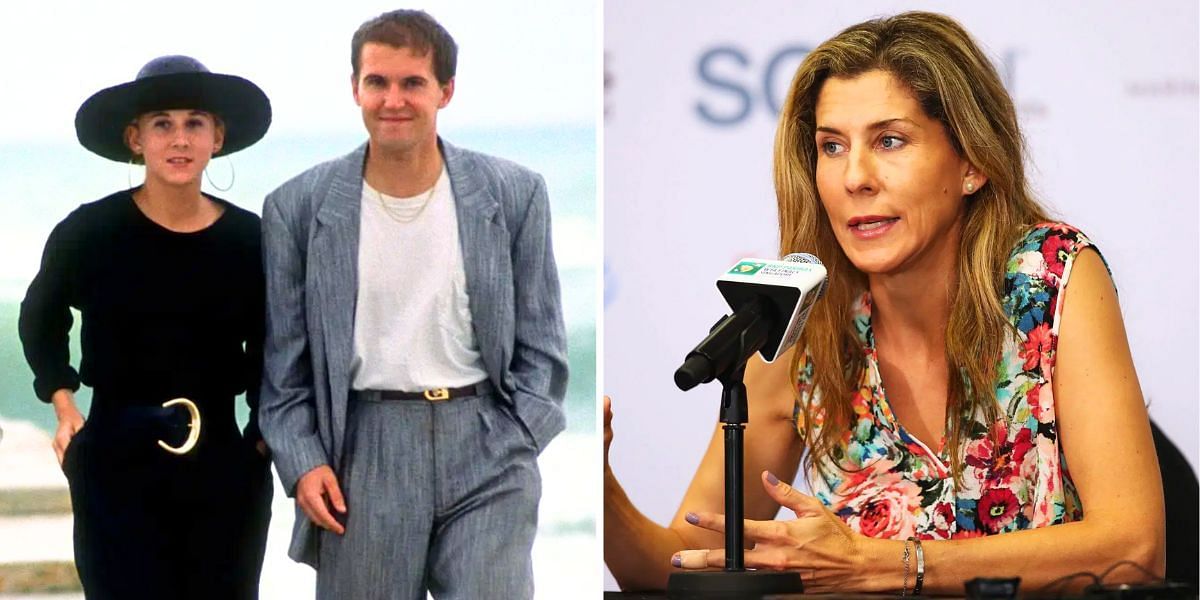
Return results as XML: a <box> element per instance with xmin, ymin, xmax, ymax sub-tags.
<box><xmin>127</xmin><ymin>156</ymin><xmax>142</xmax><ymax>190</ymax></box>
<box><xmin>204</xmin><ymin>156</ymin><xmax>235</xmax><ymax>192</ymax></box>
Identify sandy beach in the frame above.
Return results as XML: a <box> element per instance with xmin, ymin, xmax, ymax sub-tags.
<box><xmin>0</xmin><ymin>418</ymin><xmax>598</xmax><ymax>598</ymax></box>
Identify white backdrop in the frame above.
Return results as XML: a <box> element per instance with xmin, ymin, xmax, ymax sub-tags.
<box><xmin>603</xmin><ymin>1</ymin><xmax>1198</xmax><ymax>589</ymax></box>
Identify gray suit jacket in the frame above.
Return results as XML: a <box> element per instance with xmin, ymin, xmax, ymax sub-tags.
<box><xmin>258</xmin><ymin>139</ymin><xmax>568</xmax><ymax>566</ymax></box>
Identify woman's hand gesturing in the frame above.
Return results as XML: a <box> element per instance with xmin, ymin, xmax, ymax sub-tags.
<box><xmin>672</xmin><ymin>471</ymin><xmax>869</xmax><ymax>593</ymax></box>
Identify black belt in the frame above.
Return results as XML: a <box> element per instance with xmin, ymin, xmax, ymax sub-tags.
<box><xmin>87</xmin><ymin>398</ymin><xmax>204</xmax><ymax>455</ymax></box>
<box><xmin>375</xmin><ymin>380</ymin><xmax>493</xmax><ymax>402</ymax></box>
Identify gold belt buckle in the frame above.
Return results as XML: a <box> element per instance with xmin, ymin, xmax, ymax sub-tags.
<box><xmin>157</xmin><ymin>397</ymin><xmax>201</xmax><ymax>455</ymax></box>
<box><xmin>424</xmin><ymin>388</ymin><xmax>450</xmax><ymax>401</ymax></box>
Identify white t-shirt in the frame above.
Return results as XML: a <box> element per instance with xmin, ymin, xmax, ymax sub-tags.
<box><xmin>350</xmin><ymin>168</ymin><xmax>489</xmax><ymax>391</ymax></box>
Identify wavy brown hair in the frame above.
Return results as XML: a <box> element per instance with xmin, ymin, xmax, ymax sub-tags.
<box><xmin>775</xmin><ymin>12</ymin><xmax>1050</xmax><ymax>481</ymax></box>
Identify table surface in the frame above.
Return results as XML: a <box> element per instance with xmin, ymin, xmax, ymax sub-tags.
<box><xmin>605</xmin><ymin>594</ymin><xmax>927</xmax><ymax>599</ymax></box>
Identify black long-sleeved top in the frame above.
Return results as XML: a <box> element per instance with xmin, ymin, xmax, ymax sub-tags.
<box><xmin>18</xmin><ymin>189</ymin><xmax>265</xmax><ymax>440</ymax></box>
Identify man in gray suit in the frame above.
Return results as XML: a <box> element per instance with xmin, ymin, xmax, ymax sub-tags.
<box><xmin>258</xmin><ymin>10</ymin><xmax>567</xmax><ymax>599</ymax></box>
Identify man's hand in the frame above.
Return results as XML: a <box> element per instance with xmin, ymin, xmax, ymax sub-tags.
<box><xmin>296</xmin><ymin>464</ymin><xmax>347</xmax><ymax>535</ymax></box>
<box><xmin>50</xmin><ymin>389</ymin><xmax>84</xmax><ymax>467</ymax></box>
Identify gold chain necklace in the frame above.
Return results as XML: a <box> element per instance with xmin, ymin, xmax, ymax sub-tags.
<box><xmin>372</xmin><ymin>179</ymin><xmax>437</xmax><ymax>224</ymax></box>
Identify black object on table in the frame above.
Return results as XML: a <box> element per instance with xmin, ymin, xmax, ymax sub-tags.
<box><xmin>670</xmin><ymin>298</ymin><xmax>804</xmax><ymax>598</ymax></box>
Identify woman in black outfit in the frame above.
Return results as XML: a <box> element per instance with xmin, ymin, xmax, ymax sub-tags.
<box><xmin>18</xmin><ymin>55</ymin><xmax>273</xmax><ymax>599</ymax></box>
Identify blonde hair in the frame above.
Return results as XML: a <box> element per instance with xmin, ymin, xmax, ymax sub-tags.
<box><xmin>774</xmin><ymin>12</ymin><xmax>1050</xmax><ymax>480</ymax></box>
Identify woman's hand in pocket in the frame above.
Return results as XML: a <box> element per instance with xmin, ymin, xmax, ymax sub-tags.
<box><xmin>50</xmin><ymin>389</ymin><xmax>84</xmax><ymax>466</ymax></box>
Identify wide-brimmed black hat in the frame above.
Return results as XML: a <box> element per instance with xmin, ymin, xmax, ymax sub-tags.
<box><xmin>75</xmin><ymin>55</ymin><xmax>271</xmax><ymax>162</ymax></box>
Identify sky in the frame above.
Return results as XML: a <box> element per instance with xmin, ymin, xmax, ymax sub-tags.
<box><xmin>0</xmin><ymin>0</ymin><xmax>598</xmax><ymax>144</ymax></box>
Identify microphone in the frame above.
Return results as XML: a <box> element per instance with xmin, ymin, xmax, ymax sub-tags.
<box><xmin>674</xmin><ymin>253</ymin><xmax>827</xmax><ymax>391</ymax></box>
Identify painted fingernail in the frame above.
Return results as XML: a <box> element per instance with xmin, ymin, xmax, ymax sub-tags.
<box><xmin>671</xmin><ymin>554</ymin><xmax>682</xmax><ymax>568</ymax></box>
<box><xmin>685</xmin><ymin>512</ymin><xmax>700</xmax><ymax>525</ymax></box>
<box><xmin>766</xmin><ymin>471</ymin><xmax>780</xmax><ymax>486</ymax></box>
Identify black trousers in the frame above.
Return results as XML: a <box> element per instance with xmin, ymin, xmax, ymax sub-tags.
<box><xmin>63</xmin><ymin>399</ymin><xmax>272</xmax><ymax>599</ymax></box>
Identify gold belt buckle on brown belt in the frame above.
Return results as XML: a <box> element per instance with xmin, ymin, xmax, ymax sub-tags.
<box><xmin>423</xmin><ymin>388</ymin><xmax>450</xmax><ymax>401</ymax></box>
<box><xmin>157</xmin><ymin>397</ymin><xmax>201</xmax><ymax>455</ymax></box>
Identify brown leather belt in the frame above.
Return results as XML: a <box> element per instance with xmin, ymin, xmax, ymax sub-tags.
<box><xmin>377</xmin><ymin>381</ymin><xmax>492</xmax><ymax>402</ymax></box>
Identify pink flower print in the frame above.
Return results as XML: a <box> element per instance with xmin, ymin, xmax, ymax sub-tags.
<box><xmin>1040</xmin><ymin>234</ymin><xmax>1071</xmax><ymax>279</ymax></box>
<box><xmin>840</xmin><ymin>475</ymin><xmax>921</xmax><ymax>539</ymax></box>
<box><xmin>1027</xmin><ymin>383</ymin><xmax>1055</xmax><ymax>425</ymax></box>
<box><xmin>1019</xmin><ymin>323</ymin><xmax>1053</xmax><ymax>372</ymax></box>
<box><xmin>993</xmin><ymin>428</ymin><xmax>1034</xmax><ymax>482</ymax></box>
<box><xmin>929</xmin><ymin>501</ymin><xmax>956</xmax><ymax>533</ymax></box>
<box><xmin>964</xmin><ymin>421</ymin><xmax>1007</xmax><ymax>470</ymax></box>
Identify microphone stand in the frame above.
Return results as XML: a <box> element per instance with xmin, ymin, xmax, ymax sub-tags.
<box><xmin>666</xmin><ymin>359</ymin><xmax>804</xmax><ymax>598</ymax></box>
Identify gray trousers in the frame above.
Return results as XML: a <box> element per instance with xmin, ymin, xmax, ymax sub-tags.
<box><xmin>316</xmin><ymin>390</ymin><xmax>541</xmax><ymax>600</ymax></box>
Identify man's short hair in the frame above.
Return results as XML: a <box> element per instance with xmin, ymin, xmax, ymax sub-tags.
<box><xmin>351</xmin><ymin>10</ymin><xmax>458</xmax><ymax>85</ymax></box>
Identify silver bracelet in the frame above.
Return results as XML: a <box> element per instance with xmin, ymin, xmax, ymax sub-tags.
<box><xmin>901</xmin><ymin>539</ymin><xmax>911</xmax><ymax>596</ymax></box>
<box><xmin>907</xmin><ymin>537</ymin><xmax>925</xmax><ymax>595</ymax></box>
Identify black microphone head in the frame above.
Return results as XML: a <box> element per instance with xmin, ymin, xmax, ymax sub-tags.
<box><xmin>674</xmin><ymin>353</ymin><xmax>712</xmax><ymax>391</ymax></box>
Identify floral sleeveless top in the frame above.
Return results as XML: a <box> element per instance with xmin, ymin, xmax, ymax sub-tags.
<box><xmin>795</xmin><ymin>223</ymin><xmax>1097</xmax><ymax>539</ymax></box>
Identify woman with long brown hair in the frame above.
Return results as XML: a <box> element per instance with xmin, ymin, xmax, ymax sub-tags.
<box><xmin>605</xmin><ymin>12</ymin><xmax>1164</xmax><ymax>594</ymax></box>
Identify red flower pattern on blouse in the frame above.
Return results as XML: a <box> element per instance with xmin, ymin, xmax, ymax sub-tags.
<box><xmin>979</xmin><ymin>487</ymin><xmax>1021</xmax><ymax>532</ymax></box>
<box><xmin>833</xmin><ymin>469</ymin><xmax>920</xmax><ymax>540</ymax></box>
<box><xmin>1041</xmin><ymin>233</ymin><xmax>1071</xmax><ymax>280</ymax></box>
<box><xmin>797</xmin><ymin>223</ymin><xmax>1093</xmax><ymax>540</ymax></box>
<box><xmin>1020</xmin><ymin>323</ymin><xmax>1053</xmax><ymax>372</ymax></box>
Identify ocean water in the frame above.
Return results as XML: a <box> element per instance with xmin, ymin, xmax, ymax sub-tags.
<box><xmin>0</xmin><ymin>123</ymin><xmax>597</xmax><ymax>435</ymax></box>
